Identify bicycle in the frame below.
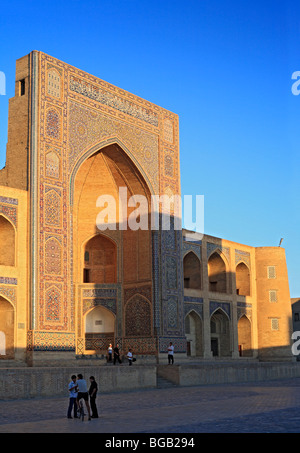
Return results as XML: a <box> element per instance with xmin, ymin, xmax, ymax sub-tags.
<box><xmin>77</xmin><ymin>398</ymin><xmax>85</xmax><ymax>421</ymax></box>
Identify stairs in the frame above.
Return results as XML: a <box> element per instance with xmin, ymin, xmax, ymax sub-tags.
<box><xmin>156</xmin><ymin>374</ymin><xmax>178</xmax><ymax>389</ymax></box>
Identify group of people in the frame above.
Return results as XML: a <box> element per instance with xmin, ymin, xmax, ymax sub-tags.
<box><xmin>67</xmin><ymin>342</ymin><xmax>175</xmax><ymax>419</ymax></box>
<box><xmin>107</xmin><ymin>342</ymin><xmax>174</xmax><ymax>365</ymax></box>
<box><xmin>67</xmin><ymin>374</ymin><xmax>98</xmax><ymax>420</ymax></box>
<box><xmin>107</xmin><ymin>343</ymin><xmax>136</xmax><ymax>366</ymax></box>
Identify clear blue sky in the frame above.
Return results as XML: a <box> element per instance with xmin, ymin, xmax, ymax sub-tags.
<box><xmin>0</xmin><ymin>0</ymin><xmax>299</xmax><ymax>296</ymax></box>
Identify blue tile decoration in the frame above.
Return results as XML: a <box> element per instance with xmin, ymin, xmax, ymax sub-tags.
<box><xmin>210</xmin><ymin>301</ymin><xmax>231</xmax><ymax>319</ymax></box>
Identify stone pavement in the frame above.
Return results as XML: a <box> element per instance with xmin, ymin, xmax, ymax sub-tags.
<box><xmin>0</xmin><ymin>377</ymin><xmax>300</xmax><ymax>433</ymax></box>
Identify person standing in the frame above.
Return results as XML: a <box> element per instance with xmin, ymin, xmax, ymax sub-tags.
<box><xmin>89</xmin><ymin>376</ymin><xmax>99</xmax><ymax>418</ymax></box>
<box><xmin>113</xmin><ymin>343</ymin><xmax>122</xmax><ymax>364</ymax></box>
<box><xmin>127</xmin><ymin>348</ymin><xmax>133</xmax><ymax>366</ymax></box>
<box><xmin>107</xmin><ymin>343</ymin><xmax>113</xmax><ymax>363</ymax></box>
<box><xmin>168</xmin><ymin>342</ymin><xmax>174</xmax><ymax>365</ymax></box>
<box><xmin>67</xmin><ymin>375</ymin><xmax>78</xmax><ymax>419</ymax></box>
<box><xmin>76</xmin><ymin>374</ymin><xmax>92</xmax><ymax>421</ymax></box>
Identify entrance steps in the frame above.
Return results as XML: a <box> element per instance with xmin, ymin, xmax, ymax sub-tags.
<box><xmin>156</xmin><ymin>374</ymin><xmax>178</xmax><ymax>389</ymax></box>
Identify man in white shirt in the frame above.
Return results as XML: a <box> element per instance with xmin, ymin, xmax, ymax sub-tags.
<box><xmin>67</xmin><ymin>375</ymin><xmax>78</xmax><ymax>419</ymax></box>
<box><xmin>167</xmin><ymin>342</ymin><xmax>174</xmax><ymax>365</ymax></box>
<box><xmin>127</xmin><ymin>348</ymin><xmax>133</xmax><ymax>365</ymax></box>
<box><xmin>76</xmin><ymin>374</ymin><xmax>91</xmax><ymax>420</ymax></box>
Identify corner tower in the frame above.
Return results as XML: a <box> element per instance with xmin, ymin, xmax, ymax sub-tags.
<box><xmin>255</xmin><ymin>246</ymin><xmax>293</xmax><ymax>361</ymax></box>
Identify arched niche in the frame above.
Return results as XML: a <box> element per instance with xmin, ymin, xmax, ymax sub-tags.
<box><xmin>208</xmin><ymin>251</ymin><xmax>227</xmax><ymax>293</ymax></box>
<box><xmin>236</xmin><ymin>262</ymin><xmax>251</xmax><ymax>296</ymax></box>
<box><xmin>210</xmin><ymin>308</ymin><xmax>231</xmax><ymax>357</ymax></box>
<box><xmin>0</xmin><ymin>296</ymin><xmax>14</xmax><ymax>359</ymax></box>
<box><xmin>185</xmin><ymin>310</ymin><xmax>203</xmax><ymax>356</ymax></box>
<box><xmin>183</xmin><ymin>252</ymin><xmax>201</xmax><ymax>290</ymax></box>
<box><xmin>0</xmin><ymin>215</ymin><xmax>15</xmax><ymax>266</ymax></box>
<box><xmin>83</xmin><ymin>234</ymin><xmax>117</xmax><ymax>284</ymax></box>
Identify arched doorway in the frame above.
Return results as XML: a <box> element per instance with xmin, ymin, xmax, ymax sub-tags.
<box><xmin>236</xmin><ymin>262</ymin><xmax>250</xmax><ymax>296</ymax></box>
<box><xmin>208</xmin><ymin>252</ymin><xmax>227</xmax><ymax>293</ymax></box>
<box><xmin>85</xmin><ymin>305</ymin><xmax>115</xmax><ymax>352</ymax></box>
<box><xmin>210</xmin><ymin>309</ymin><xmax>231</xmax><ymax>357</ymax></box>
<box><xmin>0</xmin><ymin>297</ymin><xmax>14</xmax><ymax>359</ymax></box>
<box><xmin>238</xmin><ymin>315</ymin><xmax>252</xmax><ymax>357</ymax></box>
<box><xmin>185</xmin><ymin>310</ymin><xmax>203</xmax><ymax>356</ymax></box>
<box><xmin>183</xmin><ymin>252</ymin><xmax>201</xmax><ymax>290</ymax></box>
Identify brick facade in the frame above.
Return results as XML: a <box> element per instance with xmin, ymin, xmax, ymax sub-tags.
<box><xmin>0</xmin><ymin>52</ymin><xmax>293</xmax><ymax>365</ymax></box>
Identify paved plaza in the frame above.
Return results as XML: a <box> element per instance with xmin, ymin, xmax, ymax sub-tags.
<box><xmin>0</xmin><ymin>377</ymin><xmax>300</xmax><ymax>434</ymax></box>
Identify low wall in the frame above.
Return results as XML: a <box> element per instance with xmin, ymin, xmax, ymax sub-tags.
<box><xmin>157</xmin><ymin>362</ymin><xmax>300</xmax><ymax>386</ymax></box>
<box><xmin>3</xmin><ymin>362</ymin><xmax>300</xmax><ymax>400</ymax></box>
<box><xmin>0</xmin><ymin>365</ymin><xmax>157</xmax><ymax>400</ymax></box>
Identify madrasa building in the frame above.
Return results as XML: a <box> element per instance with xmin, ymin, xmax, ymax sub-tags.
<box><xmin>0</xmin><ymin>51</ymin><xmax>293</xmax><ymax>367</ymax></box>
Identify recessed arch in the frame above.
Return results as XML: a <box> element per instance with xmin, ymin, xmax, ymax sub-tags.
<box><xmin>207</xmin><ymin>247</ymin><xmax>229</xmax><ymax>266</ymax></box>
<box><xmin>0</xmin><ymin>214</ymin><xmax>16</xmax><ymax>266</ymax></box>
<box><xmin>210</xmin><ymin>308</ymin><xmax>231</xmax><ymax>357</ymax></box>
<box><xmin>236</xmin><ymin>261</ymin><xmax>251</xmax><ymax>296</ymax></box>
<box><xmin>185</xmin><ymin>309</ymin><xmax>203</xmax><ymax>356</ymax></box>
<box><xmin>208</xmin><ymin>251</ymin><xmax>227</xmax><ymax>293</ymax></box>
<box><xmin>69</xmin><ymin>137</ymin><xmax>156</xmax><ymax>205</ymax></box>
<box><xmin>183</xmin><ymin>251</ymin><xmax>201</xmax><ymax>289</ymax></box>
<box><xmin>84</xmin><ymin>304</ymin><xmax>116</xmax><ymax>352</ymax></box>
<box><xmin>83</xmin><ymin>233</ymin><xmax>117</xmax><ymax>284</ymax></box>
<box><xmin>125</xmin><ymin>294</ymin><xmax>152</xmax><ymax>337</ymax></box>
<box><xmin>238</xmin><ymin>314</ymin><xmax>252</xmax><ymax>357</ymax></box>
<box><xmin>0</xmin><ymin>296</ymin><xmax>15</xmax><ymax>359</ymax></box>
<box><xmin>72</xmin><ymin>141</ymin><xmax>153</xmax><ymax>285</ymax></box>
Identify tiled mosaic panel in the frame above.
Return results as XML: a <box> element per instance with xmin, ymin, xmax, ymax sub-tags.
<box><xmin>30</xmin><ymin>52</ymin><xmax>181</xmax><ymax>355</ymax></box>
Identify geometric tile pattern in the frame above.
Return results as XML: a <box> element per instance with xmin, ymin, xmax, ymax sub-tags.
<box><xmin>29</xmin><ymin>51</ymin><xmax>181</xmax><ymax>354</ymax></box>
<box><xmin>235</xmin><ymin>249</ymin><xmax>251</xmax><ymax>269</ymax></box>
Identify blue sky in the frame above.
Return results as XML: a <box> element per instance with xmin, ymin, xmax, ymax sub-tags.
<box><xmin>0</xmin><ymin>0</ymin><xmax>299</xmax><ymax>296</ymax></box>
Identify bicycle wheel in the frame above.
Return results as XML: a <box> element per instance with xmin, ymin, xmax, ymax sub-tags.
<box><xmin>79</xmin><ymin>401</ymin><xmax>84</xmax><ymax>421</ymax></box>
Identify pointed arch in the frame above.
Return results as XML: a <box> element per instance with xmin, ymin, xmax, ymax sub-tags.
<box><xmin>0</xmin><ymin>214</ymin><xmax>16</xmax><ymax>266</ymax></box>
<box><xmin>85</xmin><ymin>304</ymin><xmax>116</xmax><ymax>333</ymax></box>
<box><xmin>83</xmin><ymin>233</ymin><xmax>117</xmax><ymax>284</ymax></box>
<box><xmin>210</xmin><ymin>308</ymin><xmax>231</xmax><ymax>357</ymax></box>
<box><xmin>45</xmin><ymin>150</ymin><xmax>60</xmax><ymax>179</ymax></box>
<box><xmin>84</xmin><ymin>304</ymin><xmax>116</xmax><ymax>352</ymax></box>
<box><xmin>238</xmin><ymin>314</ymin><xmax>252</xmax><ymax>357</ymax></box>
<box><xmin>236</xmin><ymin>261</ymin><xmax>251</xmax><ymax>296</ymax></box>
<box><xmin>0</xmin><ymin>296</ymin><xmax>15</xmax><ymax>359</ymax></box>
<box><xmin>185</xmin><ymin>309</ymin><xmax>203</xmax><ymax>356</ymax></box>
<box><xmin>208</xmin><ymin>251</ymin><xmax>227</xmax><ymax>293</ymax></box>
<box><xmin>125</xmin><ymin>294</ymin><xmax>152</xmax><ymax>337</ymax></box>
<box><xmin>69</xmin><ymin>137</ymin><xmax>156</xmax><ymax>206</ymax></box>
<box><xmin>72</xmin><ymin>141</ymin><xmax>153</xmax><ymax>285</ymax></box>
<box><xmin>183</xmin><ymin>251</ymin><xmax>201</xmax><ymax>289</ymax></box>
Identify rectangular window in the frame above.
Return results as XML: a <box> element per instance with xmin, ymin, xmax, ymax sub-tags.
<box><xmin>295</xmin><ymin>313</ymin><xmax>300</xmax><ymax>322</ymax></box>
<box><xmin>83</xmin><ymin>268</ymin><xmax>90</xmax><ymax>283</ymax></box>
<box><xmin>271</xmin><ymin>318</ymin><xmax>279</xmax><ymax>331</ymax></box>
<box><xmin>269</xmin><ymin>290</ymin><xmax>278</xmax><ymax>303</ymax></box>
<box><xmin>19</xmin><ymin>79</ymin><xmax>25</xmax><ymax>96</ymax></box>
<box><xmin>184</xmin><ymin>277</ymin><xmax>190</xmax><ymax>288</ymax></box>
<box><xmin>267</xmin><ymin>266</ymin><xmax>276</xmax><ymax>279</ymax></box>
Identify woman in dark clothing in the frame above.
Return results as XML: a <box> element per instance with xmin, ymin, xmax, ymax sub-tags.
<box><xmin>89</xmin><ymin>376</ymin><xmax>99</xmax><ymax>418</ymax></box>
